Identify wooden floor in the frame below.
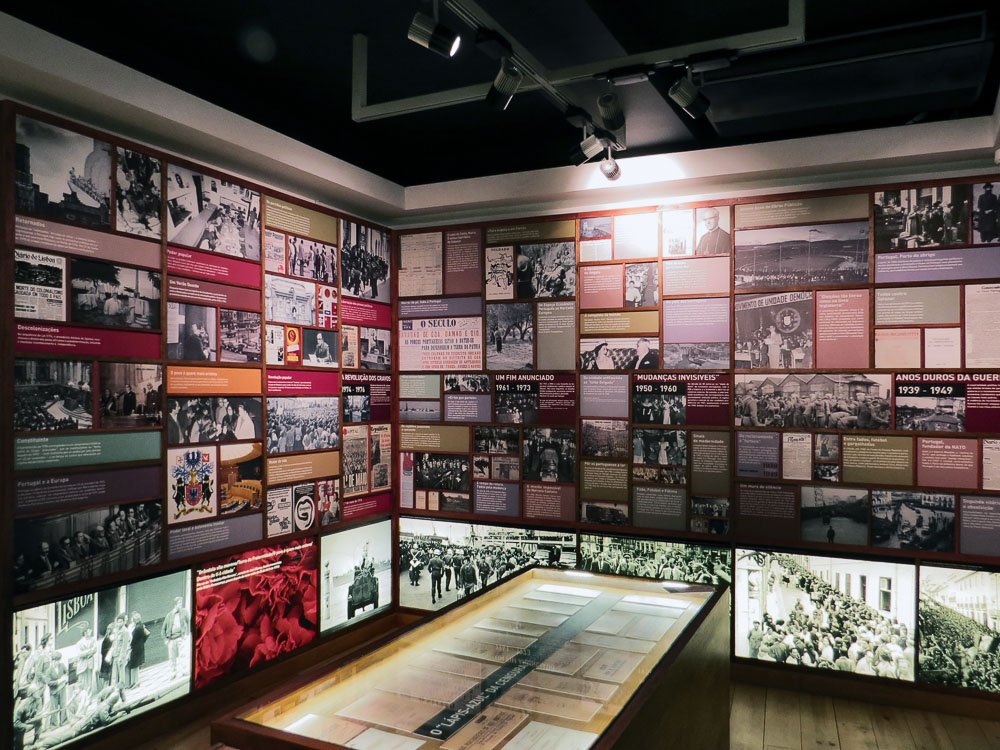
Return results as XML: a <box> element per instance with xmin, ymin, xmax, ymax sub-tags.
<box><xmin>731</xmin><ymin>683</ymin><xmax>1000</xmax><ymax>750</ymax></box>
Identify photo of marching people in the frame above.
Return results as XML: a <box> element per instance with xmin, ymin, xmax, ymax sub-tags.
<box><xmin>523</xmin><ymin>428</ymin><xmax>576</xmax><ymax>483</ymax></box>
<box><xmin>582</xmin><ymin>419</ymin><xmax>630</xmax><ymax>459</ymax></box>
<box><xmin>474</xmin><ymin>426</ymin><xmax>519</xmax><ymax>454</ymax></box>
<box><xmin>266</xmin><ymin>397</ymin><xmax>339</xmax><ymax>454</ymax></box>
<box><xmin>220</xmin><ymin>310</ymin><xmax>261</xmax><ymax>363</ymax></box>
<box><xmin>734</xmin><ymin>292</ymin><xmax>813</xmax><ymax>370</ymax></box>
<box><xmin>398</xmin><ymin>517</ymin><xmax>577</xmax><ymax>610</ymax></box>
<box><xmin>341</xmin><ymin>426</ymin><xmax>369</xmax><ymax>497</ymax></box>
<box><xmin>12</xmin><ymin>571</ymin><xmax>192</xmax><ymax>750</ymax></box>
<box><xmin>734</xmin><ymin>222</ymin><xmax>869</xmax><ymax>290</ymax></box>
<box><xmin>895</xmin><ymin>392</ymin><xmax>965</xmax><ymax>432</ymax></box>
<box><xmin>15</xmin><ymin>359</ymin><xmax>93</xmax><ymax>432</ymax></box>
<box><xmin>624</xmin><ymin>262</ymin><xmax>658</xmax><ymax>307</ymax></box>
<box><xmin>582</xmin><ymin>501</ymin><xmax>629</xmax><ymax>526</ymax></box>
<box><xmin>800</xmin><ymin>487</ymin><xmax>870</xmax><ymax>546</ymax></box>
<box><xmin>633</xmin><ymin>429</ymin><xmax>687</xmax><ymax>484</ymax></box>
<box><xmin>115</xmin><ymin>148</ymin><xmax>161</xmax><ymax>239</ymax></box>
<box><xmin>444</xmin><ymin>374</ymin><xmax>490</xmax><ymax>392</ymax></box>
<box><xmin>632</xmin><ymin>388</ymin><xmax>686</xmax><ymax>425</ymax></box>
<box><xmin>973</xmin><ymin>181</ymin><xmax>999</xmax><ymax>244</ymax></box>
<box><xmin>359</xmin><ymin>327</ymin><xmax>391</xmax><ymax>371</ymax></box>
<box><xmin>166</xmin><ymin>165</ymin><xmax>261</xmax><ymax>260</ymax></box>
<box><xmin>414</xmin><ymin>453</ymin><xmax>471</xmax><ymax>492</ymax></box>
<box><xmin>166</xmin><ymin>397</ymin><xmax>261</xmax><ymax>445</ymax></box>
<box><xmin>874</xmin><ymin>184</ymin><xmax>971</xmax><ymax>251</ymax></box>
<box><xmin>340</xmin><ymin>220</ymin><xmax>390</xmax><ymax>304</ymax></box>
<box><xmin>579</xmin><ymin>534</ymin><xmax>731</xmax><ymax>584</ymax></box>
<box><xmin>70</xmin><ymin>259</ymin><xmax>160</xmax><ymax>330</ymax></box>
<box><xmin>516</xmin><ymin>242</ymin><xmax>576</xmax><ymax>299</ymax></box>
<box><xmin>486</xmin><ymin>302</ymin><xmax>535</xmax><ymax>370</ymax></box>
<box><xmin>303</xmin><ymin>329</ymin><xmax>337</xmax><ymax>368</ymax></box>
<box><xmin>166</xmin><ymin>303</ymin><xmax>216</xmax><ymax>361</ymax></box>
<box><xmin>872</xmin><ymin>491</ymin><xmax>955</xmax><ymax>551</ymax></box>
<box><xmin>735</xmin><ymin>550</ymin><xmax>915</xmax><ymax>679</ymax></box>
<box><xmin>98</xmin><ymin>363</ymin><xmax>162</xmax><ymax>429</ymax></box>
<box><xmin>918</xmin><ymin>565</ymin><xmax>1000</xmax><ymax>691</ymax></box>
<box><xmin>15</xmin><ymin>115</ymin><xmax>112</xmax><ymax>227</ymax></box>
<box><xmin>286</xmin><ymin>235</ymin><xmax>338</xmax><ymax>285</ymax></box>
<box><xmin>494</xmin><ymin>389</ymin><xmax>538</xmax><ymax>424</ymax></box>
<box><xmin>14</xmin><ymin>501</ymin><xmax>162</xmax><ymax>595</ymax></box>
<box><xmin>735</xmin><ymin>374</ymin><xmax>891</xmax><ymax>429</ymax></box>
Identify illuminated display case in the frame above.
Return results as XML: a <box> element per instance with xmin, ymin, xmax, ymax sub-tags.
<box><xmin>213</xmin><ymin>568</ymin><xmax>729</xmax><ymax>750</ymax></box>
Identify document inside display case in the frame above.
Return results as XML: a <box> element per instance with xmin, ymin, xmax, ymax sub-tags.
<box><xmin>222</xmin><ymin>568</ymin><xmax>717</xmax><ymax>750</ymax></box>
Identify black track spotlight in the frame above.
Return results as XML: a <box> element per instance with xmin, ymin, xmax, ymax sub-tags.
<box><xmin>485</xmin><ymin>58</ymin><xmax>523</xmax><ymax>111</ymax></box>
<box><xmin>600</xmin><ymin>148</ymin><xmax>621</xmax><ymax>181</ymax></box>
<box><xmin>408</xmin><ymin>11</ymin><xmax>461</xmax><ymax>58</ymax></box>
<box><xmin>597</xmin><ymin>93</ymin><xmax>625</xmax><ymax>133</ymax></box>
<box><xmin>668</xmin><ymin>75</ymin><xmax>710</xmax><ymax>119</ymax></box>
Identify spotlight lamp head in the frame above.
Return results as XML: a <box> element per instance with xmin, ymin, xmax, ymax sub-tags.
<box><xmin>408</xmin><ymin>11</ymin><xmax>461</xmax><ymax>58</ymax></box>
<box><xmin>570</xmin><ymin>131</ymin><xmax>605</xmax><ymax>166</ymax></box>
<box><xmin>668</xmin><ymin>75</ymin><xmax>710</xmax><ymax>119</ymax></box>
<box><xmin>597</xmin><ymin>92</ymin><xmax>625</xmax><ymax>133</ymax></box>
<box><xmin>600</xmin><ymin>148</ymin><xmax>621</xmax><ymax>181</ymax></box>
<box><xmin>485</xmin><ymin>57</ymin><xmax>523</xmax><ymax>111</ymax></box>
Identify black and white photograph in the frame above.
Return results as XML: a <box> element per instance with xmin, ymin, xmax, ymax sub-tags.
<box><xmin>815</xmin><ymin>434</ymin><xmax>841</xmax><ymax>462</ymax></box>
<box><xmin>516</xmin><ymin>242</ymin><xmax>576</xmax><ymax>299</ymax></box>
<box><xmin>318</xmin><ymin>480</ymin><xmax>340</xmax><ymax>527</ymax></box>
<box><xmin>694</xmin><ymin>206</ymin><xmax>732</xmax><ymax>256</ymax></box>
<box><xmin>624</xmin><ymin>262</ymin><xmax>658</xmax><ymax>307</ymax></box>
<box><xmin>734</xmin><ymin>222</ymin><xmax>869</xmax><ymax>290</ymax></box>
<box><xmin>494</xmin><ymin>390</ymin><xmax>538</xmax><ymax>424</ymax></box>
<box><xmin>813</xmin><ymin>464</ymin><xmax>841</xmax><ymax>482</ymax></box>
<box><xmin>399</xmin><ymin>517</ymin><xmax>577</xmax><ymax>610</ymax></box>
<box><xmin>98</xmin><ymin>363</ymin><xmax>162</xmax><ymax>429</ymax></box>
<box><xmin>359</xmin><ymin>327</ymin><xmax>391</xmax><ymax>370</ymax></box>
<box><xmin>115</xmin><ymin>147</ymin><xmax>161</xmax><ymax>239</ymax></box>
<box><xmin>15</xmin><ymin>115</ymin><xmax>112</xmax><ymax>226</ymax></box>
<box><xmin>166</xmin><ymin>396</ymin><xmax>262</xmax><ymax>445</ymax></box>
<box><xmin>166</xmin><ymin>303</ymin><xmax>216</xmax><ymax>361</ymax></box>
<box><xmin>581</xmin><ymin>501</ymin><xmax>630</xmax><ymax>526</ymax></box>
<box><xmin>15</xmin><ymin>249</ymin><xmax>66</xmax><ymax>322</ymax></box>
<box><xmin>370</xmin><ymin>424</ymin><xmax>390</xmax><ymax>491</ymax></box>
<box><xmin>690</xmin><ymin>517</ymin><xmax>730</xmax><ymax>535</ymax></box>
<box><xmin>70</xmin><ymin>259</ymin><xmax>160</xmax><ymax>330</ymax></box>
<box><xmin>872</xmin><ymin>491</ymin><xmax>954</xmax><ymax>551</ymax></box>
<box><xmin>414</xmin><ymin>453</ymin><xmax>470</xmax><ymax>492</ymax></box>
<box><xmin>287</xmin><ymin>235</ymin><xmax>338</xmax><ymax>285</ymax></box>
<box><xmin>486</xmin><ymin>302</ymin><xmax>535</xmax><ymax>370</ymax></box>
<box><xmin>973</xmin><ymin>181</ymin><xmax>1000</xmax><ymax>244</ymax></box>
<box><xmin>633</xmin><ymin>429</ymin><xmax>687</xmax><ymax>468</ymax></box>
<box><xmin>580</xmin><ymin>337</ymin><xmax>660</xmax><ymax>370</ymax></box>
<box><xmin>582</xmin><ymin>419</ymin><xmax>630</xmax><ymax>459</ymax></box>
<box><xmin>734</xmin><ymin>291</ymin><xmax>814</xmax><ymax>369</ymax></box>
<box><xmin>474</xmin><ymin>426</ymin><xmax>519</xmax><ymax>454</ymax></box>
<box><xmin>735</xmin><ymin>374</ymin><xmax>892</xmax><ymax>429</ymax></box>
<box><xmin>12</xmin><ymin>570</ymin><xmax>192</xmax><ymax>750</ymax></box>
<box><xmin>632</xmin><ymin>389</ymin><xmax>686</xmax><ymax>425</ymax></box>
<box><xmin>485</xmin><ymin>246</ymin><xmax>514</xmax><ymax>300</ymax></box>
<box><xmin>662</xmin><ymin>343</ymin><xmax>731</xmax><ymax>370</ymax></box>
<box><xmin>265</xmin><ymin>275</ymin><xmax>316</xmax><ymax>327</ymax></box>
<box><xmin>580</xmin><ymin>533</ymin><xmax>731</xmax><ymax>584</ymax></box>
<box><xmin>341</xmin><ymin>220</ymin><xmax>390</xmax><ymax>303</ymax></box>
<box><xmin>14</xmin><ymin>501</ymin><xmax>162</xmax><ymax>595</ymax></box>
<box><xmin>523</xmin><ymin>428</ymin><xmax>576</xmax><ymax>483</ymax></box>
<box><xmin>919</xmin><ymin>565</ymin><xmax>1000</xmax><ymax>691</ymax></box>
<box><xmin>303</xmin><ymin>329</ymin><xmax>337</xmax><ymax>368</ymax></box>
<box><xmin>632</xmin><ymin>465</ymin><xmax>686</xmax><ymax>485</ymax></box>
<box><xmin>691</xmin><ymin>496</ymin><xmax>730</xmax><ymax>518</ymax></box>
<box><xmin>220</xmin><ymin>309</ymin><xmax>261</xmax><ymax>363</ymax></box>
<box><xmin>874</xmin><ymin>185</ymin><xmax>971</xmax><ymax>251</ymax></box>
<box><xmin>895</xmin><ymin>393</ymin><xmax>966</xmax><ymax>432</ymax></box>
<box><xmin>14</xmin><ymin>359</ymin><xmax>93</xmax><ymax>432</ymax></box>
<box><xmin>342</xmin><ymin>425</ymin><xmax>369</xmax><ymax>497</ymax></box>
<box><xmin>320</xmin><ymin>520</ymin><xmax>393</xmax><ymax>632</ymax></box>
<box><xmin>218</xmin><ymin>443</ymin><xmax>264</xmax><ymax>515</ymax></box>
<box><xmin>440</xmin><ymin>492</ymin><xmax>471</xmax><ymax>513</ymax></box>
<box><xmin>266</xmin><ymin>397</ymin><xmax>339</xmax><ymax>454</ymax></box>
<box><xmin>166</xmin><ymin>165</ymin><xmax>261</xmax><ymax>260</ymax></box>
<box><xmin>800</xmin><ymin>486</ymin><xmax>870</xmax><ymax>546</ymax></box>
<box><xmin>662</xmin><ymin>208</ymin><xmax>695</xmax><ymax>256</ymax></box>
<box><xmin>580</xmin><ymin>216</ymin><xmax>612</xmax><ymax>240</ymax></box>
<box><xmin>735</xmin><ymin>550</ymin><xmax>915</xmax><ymax>679</ymax></box>
<box><xmin>343</xmin><ymin>388</ymin><xmax>370</xmax><ymax>423</ymax></box>
<box><xmin>398</xmin><ymin>400</ymin><xmax>440</xmax><ymax>422</ymax></box>
<box><xmin>490</xmin><ymin>455</ymin><xmax>520</xmax><ymax>481</ymax></box>
<box><xmin>472</xmin><ymin>455</ymin><xmax>490</xmax><ymax>480</ymax></box>
<box><xmin>444</xmin><ymin>374</ymin><xmax>490</xmax><ymax>392</ymax></box>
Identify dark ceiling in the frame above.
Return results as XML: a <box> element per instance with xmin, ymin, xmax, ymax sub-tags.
<box><xmin>1</xmin><ymin>0</ymin><xmax>997</xmax><ymax>186</ymax></box>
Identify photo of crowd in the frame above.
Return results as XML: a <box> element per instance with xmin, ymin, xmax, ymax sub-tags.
<box><xmin>474</xmin><ymin>426</ymin><xmax>519</xmax><ymax>454</ymax></box>
<box><xmin>895</xmin><ymin>393</ymin><xmax>965</xmax><ymax>432</ymax></box>
<box><xmin>734</xmin><ymin>222</ymin><xmax>869</xmax><ymax>290</ymax></box>
<box><xmin>735</xmin><ymin>374</ymin><xmax>891</xmax><ymax>429</ymax></box>
<box><xmin>734</xmin><ymin>292</ymin><xmax>813</xmax><ymax>370</ymax></box>
<box><xmin>98</xmin><ymin>363</ymin><xmax>162</xmax><ymax>429</ymax></box>
<box><xmin>287</xmin><ymin>236</ymin><xmax>338</xmax><ymax>285</ymax></box>
<box><xmin>266</xmin><ymin>397</ymin><xmax>339</xmax><ymax>454</ymax></box>
<box><xmin>115</xmin><ymin>148</ymin><xmax>161</xmax><ymax>239</ymax></box>
<box><xmin>516</xmin><ymin>242</ymin><xmax>576</xmax><ymax>299</ymax></box>
<box><xmin>580</xmin><ymin>534</ymin><xmax>731</xmax><ymax>584</ymax></box>
<box><xmin>14</xmin><ymin>501</ymin><xmax>162</xmax><ymax>595</ymax></box>
<box><xmin>632</xmin><ymin>389</ymin><xmax>686</xmax><ymax>425</ymax></box>
<box><xmin>444</xmin><ymin>374</ymin><xmax>490</xmax><ymax>392</ymax></box>
<box><xmin>342</xmin><ymin>427</ymin><xmax>369</xmax><ymax>497</ymax></box>
<box><xmin>15</xmin><ymin>359</ymin><xmax>93</xmax><ymax>432</ymax></box>
<box><xmin>341</xmin><ymin>221</ymin><xmax>390</xmax><ymax>303</ymax></box>
<box><xmin>414</xmin><ymin>453</ymin><xmax>470</xmax><ymax>492</ymax></box>
<box><xmin>523</xmin><ymin>428</ymin><xmax>576</xmax><ymax>483</ymax></box>
<box><xmin>494</xmin><ymin>390</ymin><xmax>538</xmax><ymax>424</ymax></box>
<box><xmin>166</xmin><ymin>397</ymin><xmax>261</xmax><ymax>445</ymax></box>
<box><xmin>872</xmin><ymin>491</ymin><xmax>955</xmax><ymax>551</ymax></box>
<box><xmin>735</xmin><ymin>550</ymin><xmax>915</xmax><ymax>680</ymax></box>
<box><xmin>582</xmin><ymin>419</ymin><xmax>630</xmax><ymax>459</ymax></box>
<box><xmin>70</xmin><ymin>259</ymin><xmax>160</xmax><ymax>330</ymax></box>
<box><xmin>166</xmin><ymin>166</ymin><xmax>261</xmax><ymax>260</ymax></box>
<box><xmin>874</xmin><ymin>185</ymin><xmax>971</xmax><ymax>251</ymax></box>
